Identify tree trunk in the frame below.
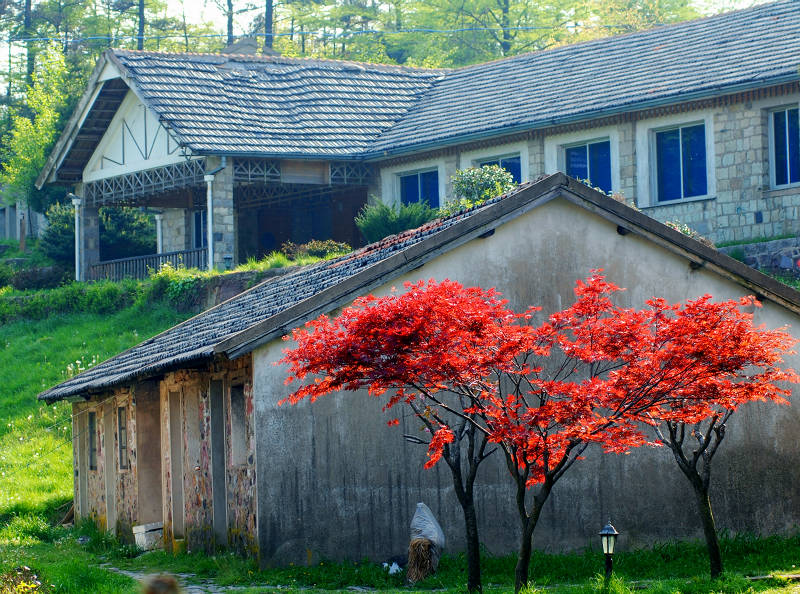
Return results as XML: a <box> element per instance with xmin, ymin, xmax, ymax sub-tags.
<box><xmin>24</xmin><ymin>0</ymin><xmax>34</xmax><ymax>86</ymax></box>
<box><xmin>137</xmin><ymin>0</ymin><xmax>145</xmax><ymax>49</ymax></box>
<box><xmin>460</xmin><ymin>495</ymin><xmax>482</xmax><ymax>592</ymax></box>
<box><xmin>227</xmin><ymin>0</ymin><xmax>234</xmax><ymax>46</ymax></box>
<box><xmin>693</xmin><ymin>486</ymin><xmax>723</xmax><ymax>578</ymax></box>
<box><xmin>263</xmin><ymin>0</ymin><xmax>274</xmax><ymax>50</ymax></box>
<box><xmin>514</xmin><ymin>514</ymin><xmax>536</xmax><ymax>592</ymax></box>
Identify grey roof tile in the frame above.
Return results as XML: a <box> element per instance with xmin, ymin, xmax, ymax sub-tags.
<box><xmin>105</xmin><ymin>2</ymin><xmax>800</xmax><ymax>160</ymax></box>
<box><xmin>369</xmin><ymin>0</ymin><xmax>800</xmax><ymax>154</ymax></box>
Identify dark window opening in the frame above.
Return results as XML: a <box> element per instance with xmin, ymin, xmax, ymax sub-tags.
<box><xmin>88</xmin><ymin>411</ymin><xmax>97</xmax><ymax>471</ymax></box>
<box><xmin>773</xmin><ymin>108</ymin><xmax>800</xmax><ymax>186</ymax></box>
<box><xmin>118</xmin><ymin>406</ymin><xmax>129</xmax><ymax>470</ymax></box>
<box><xmin>193</xmin><ymin>209</ymin><xmax>208</xmax><ymax>249</ymax></box>
<box><xmin>230</xmin><ymin>384</ymin><xmax>247</xmax><ymax>466</ymax></box>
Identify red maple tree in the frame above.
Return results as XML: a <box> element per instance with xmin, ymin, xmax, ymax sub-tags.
<box><xmin>280</xmin><ymin>274</ymin><xmax>797</xmax><ymax>592</ymax></box>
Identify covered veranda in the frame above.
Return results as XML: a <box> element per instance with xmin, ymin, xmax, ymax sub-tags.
<box><xmin>74</xmin><ymin>157</ymin><xmax>373</xmax><ymax>281</ymax></box>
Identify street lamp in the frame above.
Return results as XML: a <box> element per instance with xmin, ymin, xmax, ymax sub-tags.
<box><xmin>599</xmin><ymin>521</ymin><xmax>619</xmax><ymax>581</ymax></box>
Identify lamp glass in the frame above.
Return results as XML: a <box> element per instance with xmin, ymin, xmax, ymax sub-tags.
<box><xmin>599</xmin><ymin>522</ymin><xmax>618</xmax><ymax>555</ymax></box>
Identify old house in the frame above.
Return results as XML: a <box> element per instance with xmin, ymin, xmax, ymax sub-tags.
<box><xmin>39</xmin><ymin>174</ymin><xmax>800</xmax><ymax>562</ymax></box>
<box><xmin>35</xmin><ymin>0</ymin><xmax>800</xmax><ymax>281</ymax></box>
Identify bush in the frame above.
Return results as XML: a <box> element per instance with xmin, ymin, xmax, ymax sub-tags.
<box><xmin>39</xmin><ymin>203</ymin><xmax>156</xmax><ymax>264</ymax></box>
<box><xmin>99</xmin><ymin>207</ymin><xmax>155</xmax><ymax>260</ymax></box>
<box><xmin>442</xmin><ymin>165</ymin><xmax>516</xmax><ymax>215</ymax></box>
<box><xmin>355</xmin><ymin>200</ymin><xmax>438</xmax><ymax>244</ymax></box>
<box><xmin>39</xmin><ymin>202</ymin><xmax>74</xmax><ymax>264</ymax></box>
<box><xmin>280</xmin><ymin>239</ymin><xmax>352</xmax><ymax>259</ymax></box>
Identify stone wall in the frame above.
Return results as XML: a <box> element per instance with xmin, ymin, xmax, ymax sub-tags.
<box><xmin>718</xmin><ymin>236</ymin><xmax>800</xmax><ymax>273</ymax></box>
<box><xmin>161</xmin><ymin>208</ymin><xmax>190</xmax><ymax>253</ymax></box>
<box><xmin>376</xmin><ymin>89</ymin><xmax>800</xmax><ymax>245</ymax></box>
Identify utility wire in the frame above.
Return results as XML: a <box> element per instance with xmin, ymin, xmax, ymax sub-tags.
<box><xmin>4</xmin><ymin>23</ymin><xmax>629</xmax><ymax>45</ymax></box>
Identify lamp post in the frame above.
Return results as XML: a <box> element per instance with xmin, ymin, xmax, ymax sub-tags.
<box><xmin>599</xmin><ymin>521</ymin><xmax>619</xmax><ymax>581</ymax></box>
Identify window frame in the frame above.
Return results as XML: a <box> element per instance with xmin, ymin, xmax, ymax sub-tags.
<box><xmin>636</xmin><ymin>111</ymin><xmax>716</xmax><ymax>208</ymax></box>
<box><xmin>651</xmin><ymin>121</ymin><xmax>709</xmax><ymax>203</ymax></box>
<box><xmin>397</xmin><ymin>167</ymin><xmax>441</xmax><ymax>208</ymax></box>
<box><xmin>560</xmin><ymin>138</ymin><xmax>613</xmax><ymax>193</ymax></box>
<box><xmin>768</xmin><ymin>103</ymin><xmax>800</xmax><ymax>190</ymax></box>
<box><xmin>118</xmin><ymin>406</ymin><xmax>129</xmax><ymax>470</ymax></box>
<box><xmin>474</xmin><ymin>152</ymin><xmax>523</xmax><ymax>184</ymax></box>
<box><xmin>544</xmin><ymin>128</ymin><xmax>620</xmax><ymax>194</ymax></box>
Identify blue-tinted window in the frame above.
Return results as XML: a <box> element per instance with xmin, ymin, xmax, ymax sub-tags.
<box><xmin>400</xmin><ymin>170</ymin><xmax>439</xmax><ymax>208</ymax></box>
<box><xmin>773</xmin><ymin>107</ymin><xmax>800</xmax><ymax>186</ymax></box>
<box><xmin>565</xmin><ymin>140</ymin><xmax>611</xmax><ymax>193</ymax></box>
<box><xmin>478</xmin><ymin>155</ymin><xmax>522</xmax><ymax>183</ymax></box>
<box><xmin>656</xmin><ymin>123</ymin><xmax>707</xmax><ymax>202</ymax></box>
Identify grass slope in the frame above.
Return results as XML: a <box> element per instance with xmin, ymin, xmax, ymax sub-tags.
<box><xmin>0</xmin><ymin>305</ymin><xmax>190</xmax><ymax>525</ymax></box>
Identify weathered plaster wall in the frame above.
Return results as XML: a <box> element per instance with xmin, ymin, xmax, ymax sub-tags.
<box><xmin>253</xmin><ymin>195</ymin><xmax>800</xmax><ymax>564</ymax></box>
<box><xmin>159</xmin><ymin>356</ymin><xmax>256</xmax><ymax>554</ymax></box>
<box><xmin>72</xmin><ymin>387</ymin><xmax>139</xmax><ymax>542</ymax></box>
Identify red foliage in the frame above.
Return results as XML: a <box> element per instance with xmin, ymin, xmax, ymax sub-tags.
<box><xmin>280</xmin><ymin>273</ymin><xmax>798</xmax><ymax>489</ymax></box>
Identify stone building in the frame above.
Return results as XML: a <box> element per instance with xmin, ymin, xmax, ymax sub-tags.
<box><xmin>36</xmin><ymin>0</ymin><xmax>800</xmax><ymax>281</ymax></box>
<box><xmin>39</xmin><ymin>175</ymin><xmax>800</xmax><ymax>563</ymax></box>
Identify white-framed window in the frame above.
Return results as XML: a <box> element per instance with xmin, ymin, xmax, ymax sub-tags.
<box><xmin>653</xmin><ymin>122</ymin><xmax>708</xmax><ymax>202</ymax></box>
<box><xmin>193</xmin><ymin>209</ymin><xmax>207</xmax><ymax>249</ymax></box>
<box><xmin>398</xmin><ymin>168</ymin><xmax>440</xmax><ymax>208</ymax></box>
<box><xmin>562</xmin><ymin>139</ymin><xmax>612</xmax><ymax>193</ymax></box>
<box><xmin>476</xmin><ymin>153</ymin><xmax>522</xmax><ymax>183</ymax></box>
<box><xmin>769</xmin><ymin>105</ymin><xmax>800</xmax><ymax>188</ymax></box>
<box><xmin>459</xmin><ymin>142</ymin><xmax>530</xmax><ymax>185</ymax></box>
<box><xmin>544</xmin><ymin>128</ymin><xmax>620</xmax><ymax>194</ymax></box>
<box><xmin>636</xmin><ymin>111</ymin><xmax>715</xmax><ymax>207</ymax></box>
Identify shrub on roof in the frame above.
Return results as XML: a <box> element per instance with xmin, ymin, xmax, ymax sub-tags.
<box><xmin>355</xmin><ymin>200</ymin><xmax>438</xmax><ymax>244</ymax></box>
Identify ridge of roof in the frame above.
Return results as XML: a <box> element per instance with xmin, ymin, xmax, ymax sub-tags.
<box><xmin>37</xmin><ymin>173</ymin><xmax>800</xmax><ymax>403</ymax></box>
<box><xmin>111</xmin><ymin>48</ymin><xmax>450</xmax><ymax>75</ymax></box>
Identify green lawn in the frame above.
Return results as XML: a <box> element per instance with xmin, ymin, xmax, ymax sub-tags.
<box><xmin>2</xmin><ymin>287</ymin><xmax>800</xmax><ymax>593</ymax></box>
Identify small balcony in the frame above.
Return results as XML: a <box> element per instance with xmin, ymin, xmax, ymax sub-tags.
<box><xmin>88</xmin><ymin>248</ymin><xmax>208</xmax><ymax>282</ymax></box>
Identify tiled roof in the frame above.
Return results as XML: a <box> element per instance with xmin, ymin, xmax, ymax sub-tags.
<box><xmin>110</xmin><ymin>50</ymin><xmax>444</xmax><ymax>157</ymax></box>
<box><xmin>108</xmin><ymin>0</ymin><xmax>800</xmax><ymax>159</ymax></box>
<box><xmin>370</xmin><ymin>0</ymin><xmax>800</xmax><ymax>154</ymax></box>
<box><xmin>38</xmin><ymin>173</ymin><xmax>800</xmax><ymax>403</ymax></box>
<box><xmin>37</xmin><ymin>181</ymin><xmax>486</xmax><ymax>402</ymax></box>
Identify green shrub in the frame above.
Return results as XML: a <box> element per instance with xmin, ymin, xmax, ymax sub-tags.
<box><xmin>355</xmin><ymin>200</ymin><xmax>438</xmax><ymax>244</ymax></box>
<box><xmin>99</xmin><ymin>207</ymin><xmax>156</xmax><ymax>261</ymax></box>
<box><xmin>281</xmin><ymin>239</ymin><xmax>352</xmax><ymax>259</ymax></box>
<box><xmin>442</xmin><ymin>164</ymin><xmax>516</xmax><ymax>215</ymax></box>
<box><xmin>40</xmin><ymin>203</ymin><xmax>156</xmax><ymax>264</ymax></box>
<box><xmin>39</xmin><ymin>202</ymin><xmax>74</xmax><ymax>264</ymax></box>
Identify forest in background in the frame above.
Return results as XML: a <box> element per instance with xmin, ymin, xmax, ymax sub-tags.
<box><xmin>0</xmin><ymin>0</ymin><xmax>744</xmax><ymax>212</ymax></box>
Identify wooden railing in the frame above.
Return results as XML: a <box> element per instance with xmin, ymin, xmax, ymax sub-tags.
<box><xmin>88</xmin><ymin>248</ymin><xmax>208</xmax><ymax>281</ymax></box>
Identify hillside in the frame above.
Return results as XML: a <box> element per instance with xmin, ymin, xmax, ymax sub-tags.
<box><xmin>0</xmin><ymin>304</ymin><xmax>190</xmax><ymax>526</ymax></box>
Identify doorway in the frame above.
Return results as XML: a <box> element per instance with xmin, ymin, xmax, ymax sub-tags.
<box><xmin>210</xmin><ymin>380</ymin><xmax>227</xmax><ymax>545</ymax></box>
<box><xmin>168</xmin><ymin>390</ymin><xmax>184</xmax><ymax>539</ymax></box>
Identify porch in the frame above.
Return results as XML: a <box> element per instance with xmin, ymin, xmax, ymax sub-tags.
<box><xmin>73</xmin><ymin>157</ymin><xmax>374</xmax><ymax>281</ymax></box>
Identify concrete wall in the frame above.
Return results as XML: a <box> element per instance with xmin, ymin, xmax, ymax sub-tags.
<box><xmin>376</xmin><ymin>90</ymin><xmax>800</xmax><ymax>245</ymax></box>
<box><xmin>252</xmin><ymin>195</ymin><xmax>800</xmax><ymax>564</ymax></box>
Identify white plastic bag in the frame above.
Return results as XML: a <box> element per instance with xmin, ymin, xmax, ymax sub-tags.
<box><xmin>410</xmin><ymin>502</ymin><xmax>445</xmax><ymax>550</ymax></box>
